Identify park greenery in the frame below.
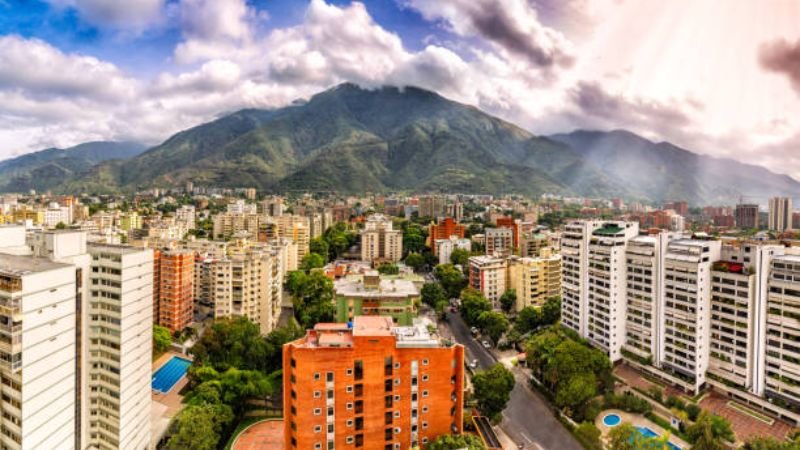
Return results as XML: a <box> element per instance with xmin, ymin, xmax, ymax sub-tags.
<box><xmin>685</xmin><ymin>412</ymin><xmax>735</xmax><ymax>450</ymax></box>
<box><xmin>426</xmin><ymin>434</ymin><xmax>487</xmax><ymax>450</ymax></box>
<box><xmin>377</xmin><ymin>262</ymin><xmax>400</xmax><ymax>275</ymax></box>
<box><xmin>435</xmin><ymin>263</ymin><xmax>468</xmax><ymax>299</ymax></box>
<box><xmin>499</xmin><ymin>289</ymin><xmax>516</xmax><ymax>313</ymax></box>
<box><xmin>573</xmin><ymin>422</ymin><xmax>603</xmax><ymax>450</ymax></box>
<box><xmin>472</xmin><ymin>363</ymin><xmax>515</xmax><ymax>420</ymax></box>
<box><xmin>286</xmin><ymin>269</ymin><xmax>335</xmax><ymax>329</ymax></box>
<box><xmin>607</xmin><ymin>422</ymin><xmax>668</xmax><ymax>450</ymax></box>
<box><xmin>525</xmin><ymin>325</ymin><xmax>612</xmax><ymax>421</ymax></box>
<box><xmin>449</xmin><ymin>247</ymin><xmax>470</xmax><ymax>267</ymax></box>
<box><xmin>153</xmin><ymin>324</ymin><xmax>172</xmax><ymax>356</ymax></box>
<box><xmin>168</xmin><ymin>317</ymin><xmax>304</xmax><ymax>449</ymax></box>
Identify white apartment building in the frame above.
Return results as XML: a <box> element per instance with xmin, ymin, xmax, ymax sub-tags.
<box><xmin>435</xmin><ymin>236</ymin><xmax>471</xmax><ymax>265</ymax></box>
<box><xmin>585</xmin><ymin>222</ymin><xmax>639</xmax><ymax>362</ymax></box>
<box><xmin>768</xmin><ymin>197</ymin><xmax>794</xmax><ymax>231</ymax></box>
<box><xmin>659</xmin><ymin>239</ymin><xmax>721</xmax><ymax>393</ymax></box>
<box><xmin>484</xmin><ymin>227</ymin><xmax>513</xmax><ymax>257</ymax></box>
<box><xmin>0</xmin><ymin>254</ymin><xmax>78</xmax><ymax>449</ymax></box>
<box><xmin>765</xmin><ymin>255</ymin><xmax>800</xmax><ymax>411</ymax></box>
<box><xmin>561</xmin><ymin>220</ymin><xmax>603</xmax><ymax>336</ymax></box>
<box><xmin>467</xmin><ymin>255</ymin><xmax>507</xmax><ymax>304</ymax></box>
<box><xmin>623</xmin><ymin>233</ymin><xmax>674</xmax><ymax>364</ymax></box>
<box><xmin>43</xmin><ymin>203</ymin><xmax>72</xmax><ymax>228</ymax></box>
<box><xmin>175</xmin><ymin>205</ymin><xmax>196</xmax><ymax>230</ymax></box>
<box><xmin>360</xmin><ymin>214</ymin><xmax>402</xmax><ymax>264</ymax></box>
<box><xmin>87</xmin><ymin>244</ymin><xmax>152</xmax><ymax>450</ymax></box>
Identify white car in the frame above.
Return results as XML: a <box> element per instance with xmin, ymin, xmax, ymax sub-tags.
<box><xmin>468</xmin><ymin>359</ymin><xmax>478</xmax><ymax>369</ymax></box>
<box><xmin>482</xmin><ymin>340</ymin><xmax>491</xmax><ymax>349</ymax></box>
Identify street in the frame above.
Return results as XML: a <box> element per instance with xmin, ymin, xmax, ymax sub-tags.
<box><xmin>444</xmin><ymin>311</ymin><xmax>583</xmax><ymax>450</ymax></box>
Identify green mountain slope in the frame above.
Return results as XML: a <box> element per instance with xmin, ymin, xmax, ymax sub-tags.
<box><xmin>66</xmin><ymin>83</ymin><xmax>621</xmax><ymax>197</ymax></box>
<box><xmin>548</xmin><ymin>130</ymin><xmax>800</xmax><ymax>204</ymax></box>
<box><xmin>0</xmin><ymin>141</ymin><xmax>146</xmax><ymax>192</ymax></box>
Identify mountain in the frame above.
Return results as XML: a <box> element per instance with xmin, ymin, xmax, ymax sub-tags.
<box><xmin>0</xmin><ymin>141</ymin><xmax>147</xmax><ymax>193</ymax></box>
<box><xmin>548</xmin><ymin>130</ymin><xmax>800</xmax><ymax>205</ymax></box>
<box><xmin>65</xmin><ymin>83</ymin><xmax>623</xmax><ymax>197</ymax></box>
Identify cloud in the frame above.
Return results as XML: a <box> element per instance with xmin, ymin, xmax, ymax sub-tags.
<box><xmin>45</xmin><ymin>0</ymin><xmax>166</xmax><ymax>32</ymax></box>
<box><xmin>174</xmin><ymin>0</ymin><xmax>260</xmax><ymax>64</ymax></box>
<box><xmin>759</xmin><ymin>38</ymin><xmax>800</xmax><ymax>94</ymax></box>
<box><xmin>404</xmin><ymin>0</ymin><xmax>574</xmax><ymax>69</ymax></box>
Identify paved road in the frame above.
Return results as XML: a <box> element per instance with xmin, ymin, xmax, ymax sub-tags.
<box><xmin>444</xmin><ymin>311</ymin><xmax>583</xmax><ymax>450</ymax></box>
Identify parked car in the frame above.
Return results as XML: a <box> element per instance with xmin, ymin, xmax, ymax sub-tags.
<box><xmin>482</xmin><ymin>340</ymin><xmax>492</xmax><ymax>349</ymax></box>
<box><xmin>468</xmin><ymin>359</ymin><xmax>478</xmax><ymax>369</ymax></box>
<box><xmin>470</xmin><ymin>326</ymin><xmax>479</xmax><ymax>336</ymax></box>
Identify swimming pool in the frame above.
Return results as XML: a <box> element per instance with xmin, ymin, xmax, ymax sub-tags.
<box><xmin>152</xmin><ymin>356</ymin><xmax>192</xmax><ymax>393</ymax></box>
<box><xmin>637</xmin><ymin>426</ymin><xmax>682</xmax><ymax>450</ymax></box>
<box><xmin>603</xmin><ymin>413</ymin><xmax>621</xmax><ymax>427</ymax></box>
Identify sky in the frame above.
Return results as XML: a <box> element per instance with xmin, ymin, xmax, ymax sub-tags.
<box><xmin>1</xmin><ymin>0</ymin><xmax>800</xmax><ymax>178</ymax></box>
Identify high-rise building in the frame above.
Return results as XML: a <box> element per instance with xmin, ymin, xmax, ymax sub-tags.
<box><xmin>561</xmin><ymin>220</ymin><xmax>603</xmax><ymax>336</ymax></box>
<box><xmin>467</xmin><ymin>255</ymin><xmax>507</xmax><ymax>303</ymax></box>
<box><xmin>283</xmin><ymin>316</ymin><xmax>464</xmax><ymax>450</ymax></box>
<box><xmin>768</xmin><ymin>197</ymin><xmax>794</xmax><ymax>231</ymax></box>
<box><xmin>428</xmin><ymin>218</ymin><xmax>466</xmax><ymax>255</ymax></box>
<box><xmin>154</xmin><ymin>249</ymin><xmax>195</xmax><ymax>333</ymax></box>
<box><xmin>495</xmin><ymin>216</ymin><xmax>519</xmax><ymax>250</ymax></box>
<box><xmin>418</xmin><ymin>195</ymin><xmax>445</xmax><ymax>219</ymax></box>
<box><xmin>585</xmin><ymin>222</ymin><xmax>639</xmax><ymax>361</ymax></box>
<box><xmin>334</xmin><ymin>273</ymin><xmax>420</xmax><ymax>325</ymax></box>
<box><xmin>87</xmin><ymin>244</ymin><xmax>153</xmax><ymax>450</ymax></box>
<box><xmin>0</xmin><ymin>254</ymin><xmax>79</xmax><ymax>449</ymax></box>
<box><xmin>484</xmin><ymin>227</ymin><xmax>513</xmax><ymax>257</ymax></box>
<box><xmin>765</xmin><ymin>255</ymin><xmax>800</xmax><ymax>408</ymax></box>
<box><xmin>175</xmin><ymin>205</ymin><xmax>196</xmax><ymax>230</ymax></box>
<box><xmin>361</xmin><ymin>214</ymin><xmax>403</xmax><ymax>264</ymax></box>
<box><xmin>735</xmin><ymin>203</ymin><xmax>759</xmax><ymax>229</ymax></box>
<box><xmin>506</xmin><ymin>251</ymin><xmax>562</xmax><ymax>311</ymax></box>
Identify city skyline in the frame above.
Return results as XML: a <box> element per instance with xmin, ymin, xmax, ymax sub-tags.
<box><xmin>2</xmin><ymin>0</ymin><xmax>800</xmax><ymax>179</ymax></box>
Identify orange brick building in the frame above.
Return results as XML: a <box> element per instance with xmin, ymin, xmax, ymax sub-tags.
<box><xmin>153</xmin><ymin>249</ymin><xmax>194</xmax><ymax>332</ymax></box>
<box><xmin>284</xmin><ymin>316</ymin><xmax>465</xmax><ymax>450</ymax></box>
<box><xmin>428</xmin><ymin>218</ymin><xmax>466</xmax><ymax>255</ymax></box>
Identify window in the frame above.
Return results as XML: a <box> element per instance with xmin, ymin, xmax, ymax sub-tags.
<box><xmin>346</xmin><ymin>368</ymin><xmax>353</xmax><ymax>376</ymax></box>
<box><xmin>385</xmin><ymin>357</ymin><xmax>393</xmax><ymax>376</ymax></box>
<box><xmin>347</xmin><ymin>402</ymin><xmax>353</xmax><ymax>410</ymax></box>
<box><xmin>422</xmin><ymin>359</ymin><xmax>428</xmax><ymax>365</ymax></box>
<box><xmin>314</xmin><ymin>373</ymin><xmax>321</xmax><ymax>381</ymax></box>
<box><xmin>355</xmin><ymin>384</ymin><xmax>363</xmax><ymax>397</ymax></box>
<box><xmin>326</xmin><ymin>372</ymin><xmax>334</xmax><ymax>382</ymax></box>
<box><xmin>314</xmin><ymin>408</ymin><xmax>322</xmax><ymax>416</ymax></box>
<box><xmin>346</xmin><ymin>437</ymin><xmax>354</xmax><ymax>444</ymax></box>
<box><xmin>384</xmin><ymin>395</ymin><xmax>393</xmax><ymax>408</ymax></box>
<box><xmin>394</xmin><ymin>411</ymin><xmax>400</xmax><ymax>418</ymax></box>
<box><xmin>346</xmin><ymin>419</ymin><xmax>353</xmax><ymax>427</ymax></box>
<box><xmin>355</xmin><ymin>417</ymin><xmax>364</xmax><ymax>431</ymax></box>
<box><xmin>354</xmin><ymin>361</ymin><xmax>363</xmax><ymax>380</ymax></box>
<box><xmin>422</xmin><ymin>375</ymin><xmax>429</xmax><ymax>382</ymax></box>
<box><xmin>355</xmin><ymin>401</ymin><xmax>363</xmax><ymax>414</ymax></box>
<box><xmin>314</xmin><ymin>425</ymin><xmax>322</xmax><ymax>433</ymax></box>
<box><xmin>314</xmin><ymin>391</ymin><xmax>321</xmax><ymax>398</ymax></box>
<box><xmin>385</xmin><ymin>428</ymin><xmax>393</xmax><ymax>441</ymax></box>
<box><xmin>315</xmin><ymin>444</ymin><xmax>322</xmax><ymax>450</ymax></box>
<box><xmin>384</xmin><ymin>379</ymin><xmax>392</xmax><ymax>393</ymax></box>
<box><xmin>422</xmin><ymin>390</ymin><xmax>429</xmax><ymax>397</ymax></box>
<box><xmin>346</xmin><ymin>385</ymin><xmax>353</xmax><ymax>393</ymax></box>
<box><xmin>385</xmin><ymin>411</ymin><xmax>393</xmax><ymax>425</ymax></box>
<box><xmin>394</xmin><ymin>395</ymin><xmax>400</xmax><ymax>402</ymax></box>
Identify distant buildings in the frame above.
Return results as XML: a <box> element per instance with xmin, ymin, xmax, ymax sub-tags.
<box><xmin>361</xmin><ymin>214</ymin><xmax>403</xmax><ymax>264</ymax></box>
<box><xmin>768</xmin><ymin>197</ymin><xmax>793</xmax><ymax>231</ymax></box>
<box><xmin>468</xmin><ymin>255</ymin><xmax>507</xmax><ymax>303</ymax></box>
<box><xmin>154</xmin><ymin>248</ymin><xmax>195</xmax><ymax>333</ymax></box>
<box><xmin>428</xmin><ymin>218</ymin><xmax>466</xmax><ymax>253</ymax></box>
<box><xmin>435</xmin><ymin>236</ymin><xmax>471</xmax><ymax>265</ymax></box>
<box><xmin>418</xmin><ymin>195</ymin><xmax>446</xmax><ymax>218</ymax></box>
<box><xmin>735</xmin><ymin>203</ymin><xmax>759</xmax><ymax>229</ymax></box>
<box><xmin>283</xmin><ymin>316</ymin><xmax>464</xmax><ymax>450</ymax></box>
<box><xmin>484</xmin><ymin>227</ymin><xmax>513</xmax><ymax>257</ymax></box>
<box><xmin>334</xmin><ymin>272</ymin><xmax>420</xmax><ymax>325</ymax></box>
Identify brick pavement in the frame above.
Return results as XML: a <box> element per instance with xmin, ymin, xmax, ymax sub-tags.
<box><xmin>232</xmin><ymin>419</ymin><xmax>285</xmax><ymax>450</ymax></box>
<box><xmin>700</xmin><ymin>392</ymin><xmax>793</xmax><ymax>442</ymax></box>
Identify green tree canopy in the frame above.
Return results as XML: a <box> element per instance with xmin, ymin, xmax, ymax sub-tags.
<box><xmin>167</xmin><ymin>403</ymin><xmax>233</xmax><ymax>450</ymax></box>
<box><xmin>608</xmin><ymin>422</ymin><xmax>668</xmax><ymax>450</ymax></box>
<box><xmin>427</xmin><ymin>434</ymin><xmax>486</xmax><ymax>450</ymax></box>
<box><xmin>289</xmin><ymin>270</ymin><xmax>335</xmax><ymax>329</ymax></box>
<box><xmin>421</xmin><ymin>282</ymin><xmax>447</xmax><ymax>308</ymax></box>
<box><xmin>686</xmin><ymin>412</ymin><xmax>734</xmax><ymax>450</ymax></box>
<box><xmin>153</xmin><ymin>325</ymin><xmax>172</xmax><ymax>354</ymax></box>
<box><xmin>404</xmin><ymin>252</ymin><xmax>425</xmax><ymax>272</ymax></box>
<box><xmin>300</xmin><ymin>252</ymin><xmax>326</xmax><ymax>272</ymax></box>
<box><xmin>499</xmin><ymin>289</ymin><xmax>516</xmax><ymax>313</ymax></box>
<box><xmin>743</xmin><ymin>436</ymin><xmax>799</xmax><ymax>450</ymax></box>
<box><xmin>472</xmin><ymin>363</ymin><xmax>515</xmax><ymax>420</ymax></box>
<box><xmin>309</xmin><ymin>237</ymin><xmax>330</xmax><ymax>262</ymax></box>
<box><xmin>435</xmin><ymin>263</ymin><xmax>467</xmax><ymax>299</ymax></box>
<box><xmin>377</xmin><ymin>262</ymin><xmax>400</xmax><ymax>275</ymax></box>
<box><xmin>450</xmin><ymin>248</ymin><xmax>470</xmax><ymax>267</ymax></box>
<box><xmin>516</xmin><ymin>306</ymin><xmax>543</xmax><ymax>334</ymax></box>
<box><xmin>477</xmin><ymin>310</ymin><xmax>510</xmax><ymax>344</ymax></box>
<box><xmin>574</xmin><ymin>422</ymin><xmax>603</xmax><ymax>450</ymax></box>
<box><xmin>190</xmin><ymin>317</ymin><xmax>271</xmax><ymax>372</ymax></box>
<box><xmin>542</xmin><ymin>296</ymin><xmax>561</xmax><ymax>324</ymax></box>
<box><xmin>460</xmin><ymin>288</ymin><xmax>492</xmax><ymax>326</ymax></box>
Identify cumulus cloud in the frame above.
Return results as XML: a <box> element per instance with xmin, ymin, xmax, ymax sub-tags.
<box><xmin>45</xmin><ymin>0</ymin><xmax>166</xmax><ymax>31</ymax></box>
<box><xmin>759</xmin><ymin>38</ymin><xmax>800</xmax><ymax>94</ymax></box>
<box><xmin>404</xmin><ymin>0</ymin><xmax>574</xmax><ymax>69</ymax></box>
<box><xmin>174</xmin><ymin>0</ymin><xmax>260</xmax><ymax>64</ymax></box>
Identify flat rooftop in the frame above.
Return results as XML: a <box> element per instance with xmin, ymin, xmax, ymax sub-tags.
<box><xmin>334</xmin><ymin>276</ymin><xmax>419</xmax><ymax>298</ymax></box>
<box><xmin>0</xmin><ymin>254</ymin><xmax>71</xmax><ymax>275</ymax></box>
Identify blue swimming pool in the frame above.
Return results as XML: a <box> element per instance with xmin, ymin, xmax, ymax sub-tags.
<box><xmin>152</xmin><ymin>356</ymin><xmax>192</xmax><ymax>393</ymax></box>
<box><xmin>603</xmin><ymin>413</ymin><xmax>621</xmax><ymax>427</ymax></box>
<box><xmin>637</xmin><ymin>426</ymin><xmax>681</xmax><ymax>450</ymax></box>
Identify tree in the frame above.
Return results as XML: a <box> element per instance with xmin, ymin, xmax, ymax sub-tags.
<box><xmin>300</xmin><ymin>252</ymin><xmax>325</xmax><ymax>272</ymax></box>
<box><xmin>427</xmin><ymin>434</ymin><xmax>486</xmax><ymax>450</ymax></box>
<box><xmin>405</xmin><ymin>252</ymin><xmax>425</xmax><ymax>272</ymax></box>
<box><xmin>55</xmin><ymin>221</ymin><xmax>67</xmax><ymax>229</ymax></box>
<box><xmin>290</xmin><ymin>271</ymin><xmax>335</xmax><ymax>329</ymax></box>
<box><xmin>167</xmin><ymin>403</ymin><xmax>233</xmax><ymax>450</ymax></box>
<box><xmin>435</xmin><ymin>264</ymin><xmax>467</xmax><ymax>299</ymax></box>
<box><xmin>421</xmin><ymin>282</ymin><xmax>447</xmax><ymax>308</ymax></box>
<box><xmin>574</xmin><ymin>422</ymin><xmax>603</xmax><ymax>450</ymax></box>
<box><xmin>450</xmin><ymin>248</ymin><xmax>470</xmax><ymax>267</ymax></box>
<box><xmin>516</xmin><ymin>306</ymin><xmax>542</xmax><ymax>333</ymax></box>
<box><xmin>744</xmin><ymin>436</ymin><xmax>797</xmax><ymax>450</ymax></box>
<box><xmin>309</xmin><ymin>237</ymin><xmax>330</xmax><ymax>262</ymax></box>
<box><xmin>608</xmin><ymin>422</ymin><xmax>667</xmax><ymax>450</ymax></box>
<box><xmin>153</xmin><ymin>325</ymin><xmax>172</xmax><ymax>355</ymax></box>
<box><xmin>377</xmin><ymin>263</ymin><xmax>400</xmax><ymax>275</ymax></box>
<box><xmin>472</xmin><ymin>363</ymin><xmax>515</xmax><ymax>419</ymax></box>
<box><xmin>686</xmin><ymin>412</ymin><xmax>734</xmax><ymax>450</ymax></box>
<box><xmin>478</xmin><ymin>310</ymin><xmax>510</xmax><ymax>344</ymax></box>
<box><xmin>541</xmin><ymin>296</ymin><xmax>561</xmax><ymax>324</ymax></box>
<box><xmin>555</xmin><ymin>372</ymin><xmax>596</xmax><ymax>418</ymax></box>
<box><xmin>460</xmin><ymin>288</ymin><xmax>492</xmax><ymax>326</ymax></box>
<box><xmin>190</xmin><ymin>317</ymin><xmax>271</xmax><ymax>372</ymax></box>
<box><xmin>499</xmin><ymin>289</ymin><xmax>516</xmax><ymax>313</ymax></box>
<box><xmin>403</xmin><ymin>223</ymin><xmax>427</xmax><ymax>255</ymax></box>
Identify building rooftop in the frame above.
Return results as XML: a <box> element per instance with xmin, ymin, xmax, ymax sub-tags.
<box><xmin>352</xmin><ymin>316</ymin><xmax>394</xmax><ymax>336</ymax></box>
<box><xmin>0</xmin><ymin>254</ymin><xmax>71</xmax><ymax>276</ymax></box>
<box><xmin>334</xmin><ymin>275</ymin><xmax>419</xmax><ymax>298</ymax></box>
<box><xmin>593</xmin><ymin>224</ymin><xmax>624</xmax><ymax>236</ymax></box>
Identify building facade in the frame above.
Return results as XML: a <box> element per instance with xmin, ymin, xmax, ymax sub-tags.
<box><xmin>361</xmin><ymin>215</ymin><xmax>403</xmax><ymax>264</ymax></box>
<box><xmin>768</xmin><ymin>197</ymin><xmax>794</xmax><ymax>231</ymax></box>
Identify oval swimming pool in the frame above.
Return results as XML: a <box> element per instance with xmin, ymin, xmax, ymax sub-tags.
<box><xmin>603</xmin><ymin>413</ymin><xmax>622</xmax><ymax>427</ymax></box>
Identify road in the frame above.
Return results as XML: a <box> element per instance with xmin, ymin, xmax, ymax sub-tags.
<box><xmin>444</xmin><ymin>311</ymin><xmax>583</xmax><ymax>450</ymax></box>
